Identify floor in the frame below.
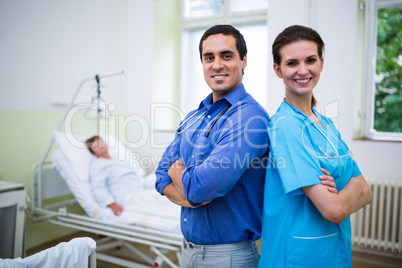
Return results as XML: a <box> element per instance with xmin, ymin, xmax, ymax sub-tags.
<box><xmin>27</xmin><ymin>231</ymin><xmax>402</xmax><ymax>267</ymax></box>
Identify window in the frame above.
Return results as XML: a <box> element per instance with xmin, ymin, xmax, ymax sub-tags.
<box><xmin>180</xmin><ymin>0</ymin><xmax>268</xmax><ymax>115</ymax></box>
<box><xmin>361</xmin><ymin>0</ymin><xmax>402</xmax><ymax>140</ymax></box>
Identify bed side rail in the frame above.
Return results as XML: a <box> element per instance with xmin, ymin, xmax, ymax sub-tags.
<box><xmin>51</xmin><ymin>211</ymin><xmax>182</xmax><ymax>248</ymax></box>
<box><xmin>30</xmin><ymin>161</ymin><xmax>76</xmax><ymax>220</ymax></box>
<box><xmin>49</xmin><ymin>210</ymin><xmax>182</xmax><ymax>267</ymax></box>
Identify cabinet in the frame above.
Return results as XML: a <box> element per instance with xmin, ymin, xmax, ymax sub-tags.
<box><xmin>0</xmin><ymin>181</ymin><xmax>26</xmax><ymax>258</ymax></box>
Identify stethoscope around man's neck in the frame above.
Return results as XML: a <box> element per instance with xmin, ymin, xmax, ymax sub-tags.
<box><xmin>176</xmin><ymin>104</ymin><xmax>231</xmax><ymax>137</ymax></box>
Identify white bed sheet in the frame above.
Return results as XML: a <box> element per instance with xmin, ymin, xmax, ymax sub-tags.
<box><xmin>51</xmin><ymin>131</ymin><xmax>181</xmax><ymax>234</ymax></box>
<box><xmin>0</xmin><ymin>237</ymin><xmax>96</xmax><ymax>268</ymax></box>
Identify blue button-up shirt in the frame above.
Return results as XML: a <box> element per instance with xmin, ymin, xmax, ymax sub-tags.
<box><xmin>155</xmin><ymin>84</ymin><xmax>270</xmax><ymax>245</ymax></box>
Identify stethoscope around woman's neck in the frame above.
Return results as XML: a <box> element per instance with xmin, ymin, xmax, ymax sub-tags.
<box><xmin>176</xmin><ymin>104</ymin><xmax>231</xmax><ymax>137</ymax></box>
<box><xmin>286</xmin><ymin>99</ymin><xmax>340</xmax><ymax>158</ymax></box>
<box><xmin>312</xmin><ymin>122</ymin><xmax>340</xmax><ymax>158</ymax></box>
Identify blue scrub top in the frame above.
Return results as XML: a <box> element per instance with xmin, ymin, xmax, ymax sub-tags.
<box><xmin>259</xmin><ymin>100</ymin><xmax>361</xmax><ymax>268</ymax></box>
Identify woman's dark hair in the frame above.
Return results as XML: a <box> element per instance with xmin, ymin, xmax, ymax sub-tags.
<box><xmin>272</xmin><ymin>25</ymin><xmax>325</xmax><ymax>107</ymax></box>
<box><xmin>199</xmin><ymin>24</ymin><xmax>247</xmax><ymax>64</ymax></box>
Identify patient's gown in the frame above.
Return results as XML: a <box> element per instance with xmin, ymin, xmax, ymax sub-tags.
<box><xmin>89</xmin><ymin>157</ymin><xmax>181</xmax><ymax>234</ymax></box>
<box><xmin>89</xmin><ymin>157</ymin><xmax>142</xmax><ymax>207</ymax></box>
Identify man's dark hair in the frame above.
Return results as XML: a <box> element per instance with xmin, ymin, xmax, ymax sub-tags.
<box><xmin>199</xmin><ymin>24</ymin><xmax>247</xmax><ymax>62</ymax></box>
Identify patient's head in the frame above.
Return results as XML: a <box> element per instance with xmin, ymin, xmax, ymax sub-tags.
<box><xmin>85</xmin><ymin>136</ymin><xmax>110</xmax><ymax>159</ymax></box>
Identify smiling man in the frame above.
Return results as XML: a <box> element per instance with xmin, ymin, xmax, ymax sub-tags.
<box><xmin>155</xmin><ymin>25</ymin><xmax>270</xmax><ymax>267</ymax></box>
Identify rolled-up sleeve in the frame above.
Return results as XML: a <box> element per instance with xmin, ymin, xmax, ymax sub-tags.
<box><xmin>268</xmin><ymin>115</ymin><xmax>323</xmax><ymax>196</ymax></box>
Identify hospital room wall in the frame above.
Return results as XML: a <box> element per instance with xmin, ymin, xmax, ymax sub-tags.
<box><xmin>265</xmin><ymin>0</ymin><xmax>402</xmax><ymax>182</ymax></box>
<box><xmin>146</xmin><ymin>0</ymin><xmax>402</xmax><ymax>182</ymax></box>
<box><xmin>0</xmin><ymin>0</ymin><xmax>155</xmax><ymax>249</ymax></box>
<box><xmin>1</xmin><ymin>0</ymin><xmax>400</xmax><ymax>251</ymax></box>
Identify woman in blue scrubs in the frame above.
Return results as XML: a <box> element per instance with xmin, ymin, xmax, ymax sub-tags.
<box><xmin>259</xmin><ymin>25</ymin><xmax>372</xmax><ymax>268</ymax></box>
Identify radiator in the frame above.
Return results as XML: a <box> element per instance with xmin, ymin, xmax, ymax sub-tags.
<box><xmin>352</xmin><ymin>178</ymin><xmax>402</xmax><ymax>256</ymax></box>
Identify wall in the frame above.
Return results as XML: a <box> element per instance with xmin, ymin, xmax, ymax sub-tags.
<box><xmin>152</xmin><ymin>0</ymin><xmax>181</xmax><ymax>131</ymax></box>
<box><xmin>266</xmin><ymin>0</ymin><xmax>401</xmax><ymax>181</ymax></box>
<box><xmin>1</xmin><ymin>0</ymin><xmax>400</xmax><ymax>251</ymax></box>
<box><xmin>0</xmin><ymin>0</ymin><xmax>154</xmax><ymax>249</ymax></box>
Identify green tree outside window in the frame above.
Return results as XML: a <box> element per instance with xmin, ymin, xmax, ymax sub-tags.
<box><xmin>374</xmin><ymin>6</ymin><xmax>402</xmax><ymax>132</ymax></box>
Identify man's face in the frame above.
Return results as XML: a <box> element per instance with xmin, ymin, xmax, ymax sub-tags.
<box><xmin>201</xmin><ymin>34</ymin><xmax>247</xmax><ymax>102</ymax></box>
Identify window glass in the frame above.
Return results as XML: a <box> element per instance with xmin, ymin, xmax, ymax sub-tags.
<box><xmin>373</xmin><ymin>5</ymin><xmax>402</xmax><ymax>133</ymax></box>
<box><xmin>183</xmin><ymin>0</ymin><xmax>223</xmax><ymax>18</ymax></box>
<box><xmin>239</xmin><ymin>23</ymin><xmax>268</xmax><ymax>108</ymax></box>
<box><xmin>230</xmin><ymin>0</ymin><xmax>268</xmax><ymax>13</ymax></box>
<box><xmin>180</xmin><ymin>28</ymin><xmax>209</xmax><ymax>114</ymax></box>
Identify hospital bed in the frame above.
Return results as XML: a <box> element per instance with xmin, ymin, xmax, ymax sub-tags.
<box><xmin>29</xmin><ymin>72</ymin><xmax>183</xmax><ymax>268</ymax></box>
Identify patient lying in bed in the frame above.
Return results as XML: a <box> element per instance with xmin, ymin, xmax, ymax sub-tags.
<box><xmin>52</xmin><ymin>131</ymin><xmax>181</xmax><ymax>233</ymax></box>
<box><xmin>85</xmin><ymin>135</ymin><xmax>142</xmax><ymax>216</ymax></box>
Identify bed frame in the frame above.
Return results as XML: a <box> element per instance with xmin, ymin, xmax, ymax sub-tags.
<box><xmin>29</xmin><ymin>72</ymin><xmax>182</xmax><ymax>268</ymax></box>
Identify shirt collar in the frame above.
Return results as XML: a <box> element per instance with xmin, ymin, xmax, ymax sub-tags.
<box><xmin>198</xmin><ymin>84</ymin><xmax>246</xmax><ymax>109</ymax></box>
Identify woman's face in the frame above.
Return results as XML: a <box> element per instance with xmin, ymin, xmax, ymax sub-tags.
<box><xmin>273</xmin><ymin>40</ymin><xmax>323</xmax><ymax>99</ymax></box>
<box><xmin>91</xmin><ymin>137</ymin><xmax>108</xmax><ymax>157</ymax></box>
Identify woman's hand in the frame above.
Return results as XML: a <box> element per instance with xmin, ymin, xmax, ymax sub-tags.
<box><xmin>319</xmin><ymin>168</ymin><xmax>337</xmax><ymax>193</ymax></box>
<box><xmin>304</xmin><ymin>170</ymin><xmax>371</xmax><ymax>224</ymax></box>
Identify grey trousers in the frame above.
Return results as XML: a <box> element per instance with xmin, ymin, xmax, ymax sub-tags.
<box><xmin>181</xmin><ymin>238</ymin><xmax>259</xmax><ymax>268</ymax></box>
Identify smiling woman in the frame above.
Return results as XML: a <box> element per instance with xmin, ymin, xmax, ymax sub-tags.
<box><xmin>259</xmin><ymin>25</ymin><xmax>372</xmax><ymax>268</ymax></box>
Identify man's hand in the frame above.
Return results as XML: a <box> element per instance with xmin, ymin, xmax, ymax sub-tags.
<box><xmin>108</xmin><ymin>202</ymin><xmax>123</xmax><ymax>216</ymax></box>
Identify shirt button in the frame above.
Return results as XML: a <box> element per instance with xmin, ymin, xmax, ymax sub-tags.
<box><xmin>184</xmin><ymin>218</ymin><xmax>187</xmax><ymax>222</ymax></box>
<box><xmin>207</xmin><ymin>115</ymin><xmax>211</xmax><ymax>119</ymax></box>
<box><xmin>192</xmin><ymin>155</ymin><xmax>194</xmax><ymax>158</ymax></box>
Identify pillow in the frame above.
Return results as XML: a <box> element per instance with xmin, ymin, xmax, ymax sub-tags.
<box><xmin>51</xmin><ymin>150</ymin><xmax>99</xmax><ymax>216</ymax></box>
<box><xmin>54</xmin><ymin>131</ymin><xmax>93</xmax><ymax>181</ymax></box>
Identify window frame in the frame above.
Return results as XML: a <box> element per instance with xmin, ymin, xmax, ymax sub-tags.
<box><xmin>361</xmin><ymin>0</ymin><xmax>402</xmax><ymax>141</ymax></box>
<box><xmin>181</xmin><ymin>2</ymin><xmax>267</xmax><ymax>30</ymax></box>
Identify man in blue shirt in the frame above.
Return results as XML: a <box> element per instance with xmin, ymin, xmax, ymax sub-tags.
<box><xmin>155</xmin><ymin>25</ymin><xmax>270</xmax><ymax>267</ymax></box>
